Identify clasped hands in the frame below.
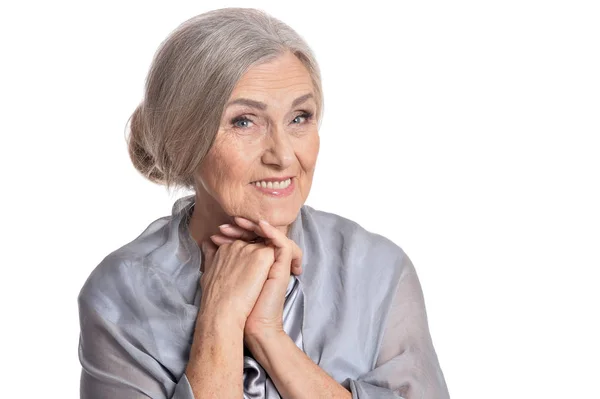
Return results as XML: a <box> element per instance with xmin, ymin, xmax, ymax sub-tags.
<box><xmin>199</xmin><ymin>216</ymin><xmax>302</xmax><ymax>348</ymax></box>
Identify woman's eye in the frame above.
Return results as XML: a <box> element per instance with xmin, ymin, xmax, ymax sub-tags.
<box><xmin>292</xmin><ymin>111</ymin><xmax>314</xmax><ymax>125</ymax></box>
<box><xmin>231</xmin><ymin>116</ymin><xmax>253</xmax><ymax>129</ymax></box>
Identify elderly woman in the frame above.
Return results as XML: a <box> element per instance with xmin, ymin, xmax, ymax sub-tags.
<box><xmin>77</xmin><ymin>7</ymin><xmax>449</xmax><ymax>399</ymax></box>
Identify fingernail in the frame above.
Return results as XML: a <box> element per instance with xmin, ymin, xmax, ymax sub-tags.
<box><xmin>219</xmin><ymin>224</ymin><xmax>232</xmax><ymax>229</ymax></box>
<box><xmin>259</xmin><ymin>219</ymin><xmax>270</xmax><ymax>225</ymax></box>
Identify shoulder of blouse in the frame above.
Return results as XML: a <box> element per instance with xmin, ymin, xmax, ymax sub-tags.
<box><xmin>297</xmin><ymin>205</ymin><xmax>416</xmax><ymax>371</ymax></box>
<box><xmin>77</xmin><ymin>213</ymin><xmax>175</xmax><ymax>323</ymax></box>
<box><xmin>299</xmin><ymin>204</ymin><xmax>410</xmax><ymax>272</ymax></box>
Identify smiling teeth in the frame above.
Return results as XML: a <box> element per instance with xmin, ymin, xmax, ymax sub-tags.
<box><xmin>254</xmin><ymin>178</ymin><xmax>291</xmax><ymax>189</ymax></box>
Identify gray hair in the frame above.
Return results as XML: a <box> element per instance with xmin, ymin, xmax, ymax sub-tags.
<box><xmin>126</xmin><ymin>7</ymin><xmax>324</xmax><ymax>193</ymax></box>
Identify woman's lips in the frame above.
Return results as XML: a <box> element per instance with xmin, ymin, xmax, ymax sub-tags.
<box><xmin>250</xmin><ymin>177</ymin><xmax>295</xmax><ymax>197</ymax></box>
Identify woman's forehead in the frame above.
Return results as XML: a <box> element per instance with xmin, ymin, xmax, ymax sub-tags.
<box><xmin>233</xmin><ymin>53</ymin><xmax>313</xmax><ymax>90</ymax></box>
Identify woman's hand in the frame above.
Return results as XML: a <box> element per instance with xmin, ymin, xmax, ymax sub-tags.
<box><xmin>197</xmin><ymin>238</ymin><xmax>276</xmax><ymax>332</ymax></box>
<box><xmin>210</xmin><ymin>218</ymin><xmax>303</xmax><ymax>341</ymax></box>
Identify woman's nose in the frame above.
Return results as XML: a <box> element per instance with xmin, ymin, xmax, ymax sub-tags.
<box><xmin>261</xmin><ymin>124</ymin><xmax>294</xmax><ymax>168</ymax></box>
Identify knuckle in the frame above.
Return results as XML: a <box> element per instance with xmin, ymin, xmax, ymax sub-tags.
<box><xmin>240</xmin><ymin>242</ymin><xmax>255</xmax><ymax>254</ymax></box>
<box><xmin>217</xmin><ymin>243</ymin><xmax>231</xmax><ymax>254</ymax></box>
<box><xmin>231</xmin><ymin>239</ymin><xmax>245</xmax><ymax>249</ymax></box>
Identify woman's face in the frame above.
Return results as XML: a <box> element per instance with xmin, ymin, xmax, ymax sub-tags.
<box><xmin>194</xmin><ymin>51</ymin><xmax>320</xmax><ymax>229</ymax></box>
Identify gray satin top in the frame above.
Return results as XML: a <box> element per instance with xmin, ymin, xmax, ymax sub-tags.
<box><xmin>78</xmin><ymin>194</ymin><xmax>449</xmax><ymax>398</ymax></box>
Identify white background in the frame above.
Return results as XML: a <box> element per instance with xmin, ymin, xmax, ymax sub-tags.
<box><xmin>1</xmin><ymin>1</ymin><xmax>599</xmax><ymax>398</ymax></box>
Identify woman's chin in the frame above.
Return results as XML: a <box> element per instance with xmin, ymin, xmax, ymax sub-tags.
<box><xmin>253</xmin><ymin>206</ymin><xmax>300</xmax><ymax>228</ymax></box>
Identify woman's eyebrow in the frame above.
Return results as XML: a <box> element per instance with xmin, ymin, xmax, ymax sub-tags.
<box><xmin>225</xmin><ymin>93</ymin><xmax>314</xmax><ymax>110</ymax></box>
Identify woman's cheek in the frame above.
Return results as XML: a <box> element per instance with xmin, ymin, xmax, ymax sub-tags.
<box><xmin>301</xmin><ymin>133</ymin><xmax>320</xmax><ymax>169</ymax></box>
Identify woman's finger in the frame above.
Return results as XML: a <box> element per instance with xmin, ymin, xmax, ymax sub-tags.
<box><xmin>233</xmin><ymin>216</ymin><xmax>267</xmax><ymax>237</ymax></box>
<box><xmin>210</xmin><ymin>234</ymin><xmax>235</xmax><ymax>246</ymax></box>
<box><xmin>218</xmin><ymin>223</ymin><xmax>257</xmax><ymax>241</ymax></box>
<box><xmin>258</xmin><ymin>219</ymin><xmax>303</xmax><ymax>273</ymax></box>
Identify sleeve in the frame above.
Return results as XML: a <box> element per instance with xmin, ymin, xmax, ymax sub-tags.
<box><xmin>347</xmin><ymin>253</ymin><xmax>450</xmax><ymax>399</ymax></box>
<box><xmin>78</xmin><ymin>298</ymin><xmax>196</xmax><ymax>399</ymax></box>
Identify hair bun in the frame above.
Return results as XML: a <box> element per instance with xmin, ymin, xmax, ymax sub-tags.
<box><xmin>127</xmin><ymin>104</ymin><xmax>166</xmax><ymax>184</ymax></box>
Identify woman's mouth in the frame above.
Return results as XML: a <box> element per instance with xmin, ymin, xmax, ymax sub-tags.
<box><xmin>250</xmin><ymin>177</ymin><xmax>295</xmax><ymax>197</ymax></box>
